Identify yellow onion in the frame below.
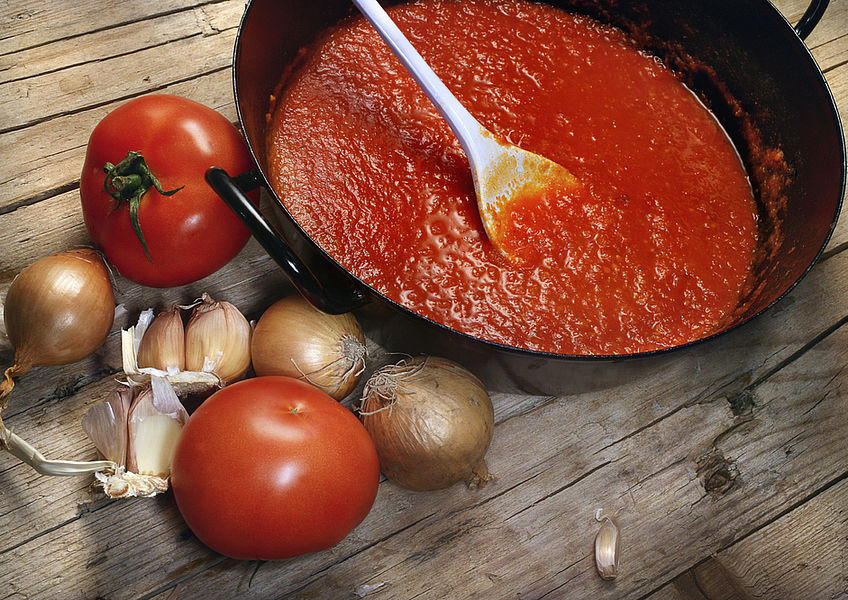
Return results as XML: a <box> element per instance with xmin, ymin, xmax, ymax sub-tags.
<box><xmin>184</xmin><ymin>293</ymin><xmax>250</xmax><ymax>384</ymax></box>
<box><xmin>359</xmin><ymin>356</ymin><xmax>494</xmax><ymax>491</ymax></box>
<box><xmin>137</xmin><ymin>305</ymin><xmax>185</xmax><ymax>373</ymax></box>
<box><xmin>1</xmin><ymin>249</ymin><xmax>114</xmax><ymax>402</ymax></box>
<box><xmin>251</xmin><ymin>295</ymin><xmax>366</xmax><ymax>400</ymax></box>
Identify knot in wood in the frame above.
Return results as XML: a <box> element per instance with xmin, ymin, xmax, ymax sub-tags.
<box><xmin>696</xmin><ymin>449</ymin><xmax>739</xmax><ymax>496</ymax></box>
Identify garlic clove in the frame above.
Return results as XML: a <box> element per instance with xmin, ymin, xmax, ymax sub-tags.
<box><xmin>131</xmin><ymin>414</ymin><xmax>183</xmax><ymax>477</ymax></box>
<box><xmin>137</xmin><ymin>306</ymin><xmax>185</xmax><ymax>372</ymax></box>
<box><xmin>82</xmin><ymin>385</ymin><xmax>133</xmax><ymax>467</ymax></box>
<box><xmin>184</xmin><ymin>293</ymin><xmax>251</xmax><ymax>384</ymax></box>
<box><xmin>126</xmin><ymin>376</ymin><xmax>188</xmax><ymax>477</ymax></box>
<box><xmin>594</xmin><ymin>513</ymin><xmax>620</xmax><ymax>580</ymax></box>
<box><xmin>131</xmin><ymin>308</ymin><xmax>155</xmax><ymax>357</ymax></box>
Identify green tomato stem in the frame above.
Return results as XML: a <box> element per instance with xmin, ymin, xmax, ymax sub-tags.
<box><xmin>103</xmin><ymin>151</ymin><xmax>184</xmax><ymax>263</ymax></box>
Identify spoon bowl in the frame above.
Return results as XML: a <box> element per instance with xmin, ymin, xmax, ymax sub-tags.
<box><xmin>351</xmin><ymin>0</ymin><xmax>578</xmax><ymax>256</ymax></box>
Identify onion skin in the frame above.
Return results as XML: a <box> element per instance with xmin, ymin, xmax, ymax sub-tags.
<box><xmin>251</xmin><ymin>295</ymin><xmax>366</xmax><ymax>400</ymax></box>
<box><xmin>359</xmin><ymin>356</ymin><xmax>494</xmax><ymax>491</ymax></box>
<box><xmin>2</xmin><ymin>249</ymin><xmax>114</xmax><ymax>398</ymax></box>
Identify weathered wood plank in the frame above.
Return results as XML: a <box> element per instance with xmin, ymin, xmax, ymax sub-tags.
<box><xmin>0</xmin><ymin>0</ymin><xmax>218</xmax><ymax>55</ymax></box>
<box><xmin>695</xmin><ymin>478</ymin><xmax>848</xmax><ymax>600</ymax></box>
<box><xmin>0</xmin><ymin>15</ymin><xmax>237</xmax><ymax>133</ymax></box>
<box><xmin>0</xmin><ymin>3</ymin><xmax>243</xmax><ymax>85</ymax></box>
<box><xmin>0</xmin><ymin>68</ymin><xmax>237</xmax><ymax>217</ymax></box>
<box><xmin>652</xmin><ymin>478</ymin><xmax>848</xmax><ymax>600</ymax></box>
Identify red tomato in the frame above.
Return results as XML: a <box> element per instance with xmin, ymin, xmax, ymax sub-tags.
<box><xmin>170</xmin><ymin>376</ymin><xmax>380</xmax><ymax>561</ymax></box>
<box><xmin>80</xmin><ymin>94</ymin><xmax>256</xmax><ymax>287</ymax></box>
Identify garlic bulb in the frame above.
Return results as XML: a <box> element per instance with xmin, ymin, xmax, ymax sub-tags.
<box><xmin>184</xmin><ymin>293</ymin><xmax>251</xmax><ymax>384</ymax></box>
<box><xmin>82</xmin><ymin>377</ymin><xmax>188</xmax><ymax>498</ymax></box>
<box><xmin>137</xmin><ymin>305</ymin><xmax>184</xmax><ymax>373</ymax></box>
<box><xmin>121</xmin><ymin>303</ymin><xmax>229</xmax><ymax>396</ymax></box>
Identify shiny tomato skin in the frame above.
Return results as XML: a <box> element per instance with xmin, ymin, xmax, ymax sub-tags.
<box><xmin>170</xmin><ymin>376</ymin><xmax>381</xmax><ymax>561</ymax></box>
<box><xmin>80</xmin><ymin>94</ymin><xmax>256</xmax><ymax>288</ymax></box>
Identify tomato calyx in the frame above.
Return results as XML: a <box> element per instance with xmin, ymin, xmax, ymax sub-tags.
<box><xmin>103</xmin><ymin>151</ymin><xmax>184</xmax><ymax>262</ymax></box>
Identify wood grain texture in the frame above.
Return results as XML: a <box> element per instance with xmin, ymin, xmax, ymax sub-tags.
<box><xmin>0</xmin><ymin>1</ymin><xmax>217</xmax><ymax>53</ymax></box>
<box><xmin>0</xmin><ymin>0</ymin><xmax>846</xmax><ymax>598</ymax></box>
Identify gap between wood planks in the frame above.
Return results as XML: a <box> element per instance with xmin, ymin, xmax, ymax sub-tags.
<box><xmin>0</xmin><ymin>181</ymin><xmax>80</xmax><ymax>217</ymax></box>
<box><xmin>725</xmin><ymin>313</ymin><xmax>848</xmax><ymax>415</ymax></box>
<box><xmin>0</xmin><ymin>492</ymin><xmax>113</xmax><ymax>555</ymax></box>
<box><xmin>821</xmin><ymin>240</ymin><xmax>848</xmax><ymax>262</ymax></box>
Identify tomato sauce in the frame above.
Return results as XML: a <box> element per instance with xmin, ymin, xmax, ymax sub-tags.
<box><xmin>267</xmin><ymin>0</ymin><xmax>758</xmax><ymax>355</ymax></box>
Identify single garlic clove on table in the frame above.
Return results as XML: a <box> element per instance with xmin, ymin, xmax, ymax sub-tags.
<box><xmin>594</xmin><ymin>513</ymin><xmax>620</xmax><ymax>580</ymax></box>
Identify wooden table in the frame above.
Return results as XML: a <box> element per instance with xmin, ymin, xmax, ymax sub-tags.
<box><xmin>1</xmin><ymin>1</ymin><xmax>846</xmax><ymax>598</ymax></box>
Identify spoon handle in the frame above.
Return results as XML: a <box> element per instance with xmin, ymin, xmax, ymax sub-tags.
<box><xmin>351</xmin><ymin>0</ymin><xmax>485</xmax><ymax>157</ymax></box>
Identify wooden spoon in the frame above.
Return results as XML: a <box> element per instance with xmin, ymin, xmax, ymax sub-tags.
<box><xmin>351</xmin><ymin>0</ymin><xmax>578</xmax><ymax>256</ymax></box>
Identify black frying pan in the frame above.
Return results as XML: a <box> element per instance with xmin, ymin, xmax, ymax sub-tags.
<box><xmin>207</xmin><ymin>0</ymin><xmax>844</xmax><ymax>392</ymax></box>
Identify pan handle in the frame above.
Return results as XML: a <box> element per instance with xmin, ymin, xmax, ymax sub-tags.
<box><xmin>794</xmin><ymin>0</ymin><xmax>828</xmax><ymax>40</ymax></box>
<box><xmin>206</xmin><ymin>167</ymin><xmax>368</xmax><ymax>314</ymax></box>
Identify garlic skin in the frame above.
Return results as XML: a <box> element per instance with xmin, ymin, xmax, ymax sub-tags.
<box><xmin>82</xmin><ymin>385</ymin><xmax>133</xmax><ymax>467</ymax></box>
<box><xmin>95</xmin><ymin>468</ymin><xmax>169</xmax><ymax>499</ymax></box>
<box><xmin>594</xmin><ymin>513</ymin><xmax>620</xmax><ymax>580</ymax></box>
<box><xmin>137</xmin><ymin>306</ymin><xmax>185</xmax><ymax>373</ymax></box>
<box><xmin>184</xmin><ymin>293</ymin><xmax>251</xmax><ymax>384</ymax></box>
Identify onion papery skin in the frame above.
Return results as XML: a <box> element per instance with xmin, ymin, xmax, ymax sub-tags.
<box><xmin>359</xmin><ymin>356</ymin><xmax>494</xmax><ymax>491</ymax></box>
<box><xmin>4</xmin><ymin>249</ymin><xmax>114</xmax><ymax>372</ymax></box>
<box><xmin>251</xmin><ymin>295</ymin><xmax>367</xmax><ymax>400</ymax></box>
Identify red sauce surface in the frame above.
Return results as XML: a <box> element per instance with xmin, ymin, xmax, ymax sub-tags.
<box><xmin>267</xmin><ymin>0</ymin><xmax>758</xmax><ymax>355</ymax></box>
